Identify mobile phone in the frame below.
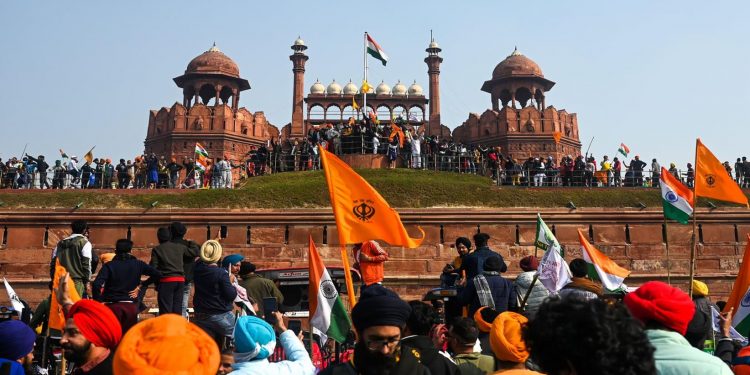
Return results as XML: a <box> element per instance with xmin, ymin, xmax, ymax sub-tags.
<box><xmin>220</xmin><ymin>225</ymin><xmax>228</xmax><ymax>239</ymax></box>
<box><xmin>288</xmin><ymin>319</ymin><xmax>302</xmax><ymax>336</ymax></box>
<box><xmin>263</xmin><ymin>297</ymin><xmax>278</xmax><ymax>324</ymax></box>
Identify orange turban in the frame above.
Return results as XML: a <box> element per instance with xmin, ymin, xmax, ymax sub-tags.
<box><xmin>67</xmin><ymin>300</ymin><xmax>122</xmax><ymax>349</ymax></box>
<box><xmin>113</xmin><ymin>314</ymin><xmax>219</xmax><ymax>375</ymax></box>
<box><xmin>473</xmin><ymin>306</ymin><xmax>500</xmax><ymax>333</ymax></box>
<box><xmin>99</xmin><ymin>253</ymin><xmax>116</xmax><ymax>265</ymax></box>
<box><xmin>490</xmin><ymin>312</ymin><xmax>529</xmax><ymax>363</ymax></box>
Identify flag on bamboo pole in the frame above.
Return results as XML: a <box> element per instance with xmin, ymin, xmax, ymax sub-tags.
<box><xmin>361</xmin><ymin>80</ymin><xmax>372</xmax><ymax>94</ymax></box>
<box><xmin>660</xmin><ymin>167</ymin><xmax>694</xmax><ymax>224</ymax></box>
<box><xmin>618</xmin><ymin>143</ymin><xmax>630</xmax><ymax>158</ymax></box>
<box><xmin>319</xmin><ymin>149</ymin><xmax>425</xmax><ymax>248</ymax></box>
<box><xmin>3</xmin><ymin>278</ymin><xmax>24</xmax><ymax>318</ymax></box>
<box><xmin>195</xmin><ymin>143</ymin><xmax>209</xmax><ymax>172</ymax></box>
<box><xmin>535</xmin><ymin>214</ymin><xmax>571</xmax><ymax>293</ymax></box>
<box><xmin>724</xmin><ymin>236</ymin><xmax>750</xmax><ymax>335</ymax></box>
<box><xmin>366</xmin><ymin>33</ymin><xmax>389</xmax><ymax>66</ymax></box>
<box><xmin>309</xmin><ymin>236</ymin><xmax>352</xmax><ymax>343</ymax></box>
<box><xmin>49</xmin><ymin>260</ymin><xmax>81</xmax><ymax>330</ymax></box>
<box><xmin>695</xmin><ymin>138</ymin><xmax>749</xmax><ymax>207</ymax></box>
<box><xmin>352</xmin><ymin>96</ymin><xmax>360</xmax><ymax>111</ymax></box>
<box><xmin>83</xmin><ymin>147</ymin><xmax>95</xmax><ymax>164</ymax></box>
<box><xmin>578</xmin><ymin>229</ymin><xmax>630</xmax><ymax>291</ymax></box>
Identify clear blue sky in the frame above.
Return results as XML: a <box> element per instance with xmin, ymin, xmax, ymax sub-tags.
<box><xmin>1</xmin><ymin>1</ymin><xmax>748</xmax><ymax>169</ymax></box>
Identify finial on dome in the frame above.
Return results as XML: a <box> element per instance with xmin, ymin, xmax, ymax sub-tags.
<box><xmin>209</xmin><ymin>42</ymin><xmax>220</xmax><ymax>52</ymax></box>
<box><xmin>510</xmin><ymin>46</ymin><xmax>522</xmax><ymax>57</ymax></box>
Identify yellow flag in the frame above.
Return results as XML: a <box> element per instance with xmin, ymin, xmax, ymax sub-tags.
<box><xmin>361</xmin><ymin>80</ymin><xmax>371</xmax><ymax>94</ymax></box>
<box><xmin>49</xmin><ymin>260</ymin><xmax>82</xmax><ymax>330</ymax></box>
<box><xmin>83</xmin><ymin>146</ymin><xmax>95</xmax><ymax>164</ymax></box>
<box><xmin>352</xmin><ymin>96</ymin><xmax>360</xmax><ymax>110</ymax></box>
<box><xmin>695</xmin><ymin>138</ymin><xmax>748</xmax><ymax>207</ymax></box>
<box><xmin>319</xmin><ymin>149</ymin><xmax>424</xmax><ymax>248</ymax></box>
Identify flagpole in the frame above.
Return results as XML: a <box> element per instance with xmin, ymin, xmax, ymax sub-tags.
<box><xmin>664</xmin><ymin>216</ymin><xmax>672</xmax><ymax>285</ymax></box>
<box><xmin>363</xmin><ymin>31</ymin><xmax>368</xmax><ymax>119</ymax></box>
<box><xmin>689</xmin><ymin>139</ymin><xmax>699</xmax><ymax>298</ymax></box>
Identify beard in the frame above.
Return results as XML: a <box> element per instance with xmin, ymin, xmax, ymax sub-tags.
<box><xmin>62</xmin><ymin>339</ymin><xmax>92</xmax><ymax>365</ymax></box>
<box><xmin>353</xmin><ymin>342</ymin><xmax>399</xmax><ymax>375</ymax></box>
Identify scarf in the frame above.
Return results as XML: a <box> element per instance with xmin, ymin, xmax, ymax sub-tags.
<box><xmin>473</xmin><ymin>274</ymin><xmax>495</xmax><ymax>309</ymax></box>
<box><xmin>564</xmin><ymin>277</ymin><xmax>603</xmax><ymax>296</ymax></box>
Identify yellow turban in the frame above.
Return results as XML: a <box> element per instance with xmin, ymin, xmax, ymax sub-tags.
<box><xmin>490</xmin><ymin>311</ymin><xmax>530</xmax><ymax>363</ymax></box>
<box><xmin>113</xmin><ymin>314</ymin><xmax>219</xmax><ymax>375</ymax></box>
<box><xmin>200</xmin><ymin>240</ymin><xmax>222</xmax><ymax>264</ymax></box>
<box><xmin>99</xmin><ymin>253</ymin><xmax>116</xmax><ymax>265</ymax></box>
<box><xmin>692</xmin><ymin>280</ymin><xmax>709</xmax><ymax>297</ymax></box>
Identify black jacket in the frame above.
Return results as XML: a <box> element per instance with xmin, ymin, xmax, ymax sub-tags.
<box><xmin>149</xmin><ymin>239</ymin><xmax>200</xmax><ymax>278</ymax></box>
<box><xmin>462</xmin><ymin>246</ymin><xmax>507</xmax><ymax>281</ymax></box>
<box><xmin>92</xmin><ymin>253</ymin><xmax>161</xmax><ymax>303</ymax></box>
<box><xmin>192</xmin><ymin>261</ymin><xmax>237</xmax><ymax>315</ymax></box>
<box><xmin>401</xmin><ymin>335</ymin><xmax>460</xmax><ymax>375</ymax></box>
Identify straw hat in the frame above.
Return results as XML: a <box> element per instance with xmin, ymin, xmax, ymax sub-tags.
<box><xmin>200</xmin><ymin>240</ymin><xmax>222</xmax><ymax>263</ymax></box>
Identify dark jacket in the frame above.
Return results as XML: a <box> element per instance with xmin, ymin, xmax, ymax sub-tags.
<box><xmin>51</xmin><ymin>234</ymin><xmax>91</xmax><ymax>282</ymax></box>
<box><xmin>401</xmin><ymin>335</ymin><xmax>460</xmax><ymax>375</ymax></box>
<box><xmin>461</xmin><ymin>246</ymin><xmax>507</xmax><ymax>281</ymax></box>
<box><xmin>193</xmin><ymin>261</ymin><xmax>237</xmax><ymax>315</ymax></box>
<box><xmin>239</xmin><ymin>274</ymin><xmax>284</xmax><ymax>318</ymax></box>
<box><xmin>319</xmin><ymin>344</ymin><xmax>430</xmax><ymax>375</ymax></box>
<box><xmin>92</xmin><ymin>253</ymin><xmax>161</xmax><ymax>303</ymax></box>
<box><xmin>149</xmin><ymin>239</ymin><xmax>199</xmax><ymax>278</ymax></box>
<box><xmin>457</xmin><ymin>272</ymin><xmax>518</xmax><ymax>317</ymax></box>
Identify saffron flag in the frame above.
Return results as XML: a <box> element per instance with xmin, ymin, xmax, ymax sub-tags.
<box><xmin>361</xmin><ymin>80</ymin><xmax>371</xmax><ymax>94</ymax></box>
<box><xmin>660</xmin><ymin>167</ymin><xmax>694</xmax><ymax>224</ymax></box>
<box><xmin>578</xmin><ymin>229</ymin><xmax>630</xmax><ymax>291</ymax></box>
<box><xmin>618</xmin><ymin>143</ymin><xmax>630</xmax><ymax>158</ymax></box>
<box><xmin>552</xmin><ymin>132</ymin><xmax>562</xmax><ymax>144</ymax></box>
<box><xmin>352</xmin><ymin>96</ymin><xmax>360</xmax><ymax>111</ymax></box>
<box><xmin>319</xmin><ymin>148</ymin><xmax>424</xmax><ymax>248</ymax></box>
<box><xmin>3</xmin><ymin>278</ymin><xmax>24</xmax><ymax>318</ymax></box>
<box><xmin>195</xmin><ymin>143</ymin><xmax>209</xmax><ymax>172</ymax></box>
<box><xmin>388</xmin><ymin>124</ymin><xmax>405</xmax><ymax>148</ymax></box>
<box><xmin>309</xmin><ymin>236</ymin><xmax>352</xmax><ymax>343</ymax></box>
<box><xmin>695</xmin><ymin>139</ymin><xmax>749</xmax><ymax>207</ymax></box>
<box><xmin>49</xmin><ymin>260</ymin><xmax>81</xmax><ymax>330</ymax></box>
<box><xmin>535</xmin><ymin>214</ymin><xmax>571</xmax><ymax>293</ymax></box>
<box><xmin>83</xmin><ymin>146</ymin><xmax>95</xmax><ymax>164</ymax></box>
<box><xmin>366</xmin><ymin>33</ymin><xmax>389</xmax><ymax>66</ymax></box>
<box><xmin>725</xmin><ymin>236</ymin><xmax>750</xmax><ymax>335</ymax></box>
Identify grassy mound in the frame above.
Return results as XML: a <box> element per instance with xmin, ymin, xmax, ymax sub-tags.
<box><xmin>0</xmin><ymin>169</ymin><xmax>744</xmax><ymax>209</ymax></box>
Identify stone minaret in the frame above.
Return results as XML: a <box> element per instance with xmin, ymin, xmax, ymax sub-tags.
<box><xmin>289</xmin><ymin>37</ymin><xmax>308</xmax><ymax>138</ymax></box>
<box><xmin>424</xmin><ymin>36</ymin><xmax>443</xmax><ymax>136</ymax></box>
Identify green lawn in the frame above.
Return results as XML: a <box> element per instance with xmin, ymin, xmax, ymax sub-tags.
<box><xmin>0</xmin><ymin>170</ymin><xmax>744</xmax><ymax>209</ymax></box>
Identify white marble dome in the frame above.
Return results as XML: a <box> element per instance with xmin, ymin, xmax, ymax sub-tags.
<box><xmin>376</xmin><ymin>80</ymin><xmax>391</xmax><ymax>95</ymax></box>
<box><xmin>429</xmin><ymin>40</ymin><xmax>439</xmax><ymax>49</ymax></box>
<box><xmin>408</xmin><ymin>80</ymin><xmax>423</xmax><ymax>96</ymax></box>
<box><xmin>294</xmin><ymin>37</ymin><xmax>305</xmax><ymax>46</ymax></box>
<box><xmin>310</xmin><ymin>79</ymin><xmax>325</xmax><ymax>95</ymax></box>
<box><xmin>343</xmin><ymin>80</ymin><xmax>358</xmax><ymax>95</ymax></box>
<box><xmin>392</xmin><ymin>80</ymin><xmax>407</xmax><ymax>96</ymax></box>
<box><xmin>326</xmin><ymin>80</ymin><xmax>342</xmax><ymax>95</ymax></box>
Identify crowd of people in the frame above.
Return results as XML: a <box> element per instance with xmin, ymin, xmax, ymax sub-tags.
<box><xmin>5</xmin><ymin>118</ymin><xmax>748</xmax><ymax>189</ymax></box>
<box><xmin>1</xmin><ymin>221</ymin><xmax>749</xmax><ymax>374</ymax></box>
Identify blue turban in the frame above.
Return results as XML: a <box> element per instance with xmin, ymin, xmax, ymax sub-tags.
<box><xmin>234</xmin><ymin>316</ymin><xmax>276</xmax><ymax>362</ymax></box>
<box><xmin>221</xmin><ymin>254</ymin><xmax>245</xmax><ymax>269</ymax></box>
<box><xmin>0</xmin><ymin>320</ymin><xmax>35</xmax><ymax>360</ymax></box>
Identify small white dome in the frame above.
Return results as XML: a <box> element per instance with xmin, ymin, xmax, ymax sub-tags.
<box><xmin>429</xmin><ymin>40</ymin><xmax>439</xmax><ymax>49</ymax></box>
<box><xmin>310</xmin><ymin>79</ymin><xmax>325</xmax><ymax>95</ymax></box>
<box><xmin>392</xmin><ymin>80</ymin><xmax>407</xmax><ymax>96</ymax></box>
<box><xmin>326</xmin><ymin>80</ymin><xmax>342</xmax><ymax>95</ymax></box>
<box><xmin>376</xmin><ymin>80</ymin><xmax>391</xmax><ymax>95</ymax></box>
<box><xmin>294</xmin><ymin>37</ymin><xmax>305</xmax><ymax>46</ymax></box>
<box><xmin>408</xmin><ymin>80</ymin><xmax>423</xmax><ymax>96</ymax></box>
<box><xmin>343</xmin><ymin>80</ymin><xmax>358</xmax><ymax>95</ymax></box>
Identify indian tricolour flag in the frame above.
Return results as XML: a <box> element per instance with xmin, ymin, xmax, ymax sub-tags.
<box><xmin>725</xmin><ymin>236</ymin><xmax>750</xmax><ymax>336</ymax></box>
<box><xmin>195</xmin><ymin>143</ymin><xmax>209</xmax><ymax>172</ymax></box>
<box><xmin>309</xmin><ymin>236</ymin><xmax>351</xmax><ymax>343</ymax></box>
<box><xmin>366</xmin><ymin>33</ymin><xmax>389</xmax><ymax>66</ymax></box>
<box><xmin>535</xmin><ymin>214</ymin><xmax>572</xmax><ymax>293</ymax></box>
<box><xmin>578</xmin><ymin>229</ymin><xmax>630</xmax><ymax>291</ymax></box>
<box><xmin>618</xmin><ymin>143</ymin><xmax>630</xmax><ymax>158</ymax></box>
<box><xmin>660</xmin><ymin>167</ymin><xmax>694</xmax><ymax>225</ymax></box>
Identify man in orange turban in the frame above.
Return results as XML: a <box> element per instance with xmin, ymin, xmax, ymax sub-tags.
<box><xmin>113</xmin><ymin>314</ymin><xmax>220</xmax><ymax>375</ymax></box>
<box><xmin>489</xmin><ymin>311</ymin><xmax>542</xmax><ymax>374</ymax></box>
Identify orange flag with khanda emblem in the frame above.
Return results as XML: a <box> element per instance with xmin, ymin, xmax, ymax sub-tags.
<box><xmin>320</xmin><ymin>149</ymin><xmax>425</xmax><ymax>248</ymax></box>
<box><xmin>695</xmin><ymin>139</ymin><xmax>749</xmax><ymax>207</ymax></box>
<box><xmin>49</xmin><ymin>260</ymin><xmax>81</xmax><ymax>330</ymax></box>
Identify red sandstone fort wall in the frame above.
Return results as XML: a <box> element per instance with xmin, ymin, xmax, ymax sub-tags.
<box><xmin>1</xmin><ymin>208</ymin><xmax>748</xmax><ymax>308</ymax></box>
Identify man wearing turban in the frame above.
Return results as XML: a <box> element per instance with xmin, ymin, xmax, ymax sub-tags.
<box><xmin>624</xmin><ymin>281</ymin><xmax>733</xmax><ymax>374</ymax></box>
<box><xmin>489</xmin><ymin>312</ymin><xmax>542</xmax><ymax>374</ymax></box>
<box><xmin>320</xmin><ymin>285</ymin><xmax>429</xmax><ymax>375</ymax></box>
<box><xmin>57</xmin><ymin>275</ymin><xmax>123</xmax><ymax>375</ymax></box>
<box><xmin>192</xmin><ymin>239</ymin><xmax>237</xmax><ymax>337</ymax></box>
<box><xmin>0</xmin><ymin>320</ymin><xmax>36</xmax><ymax>375</ymax></box>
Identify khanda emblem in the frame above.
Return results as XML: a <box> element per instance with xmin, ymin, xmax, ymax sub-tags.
<box><xmin>353</xmin><ymin>200</ymin><xmax>376</xmax><ymax>222</ymax></box>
